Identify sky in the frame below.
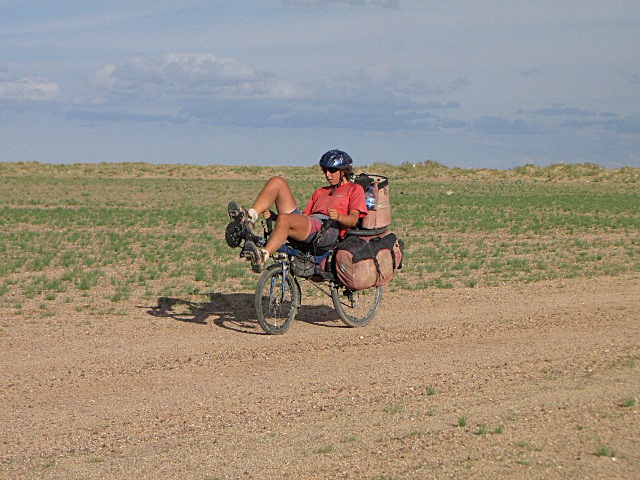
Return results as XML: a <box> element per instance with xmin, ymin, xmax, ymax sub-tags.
<box><xmin>1</xmin><ymin>1</ymin><xmax>639</xmax><ymax>169</ymax></box>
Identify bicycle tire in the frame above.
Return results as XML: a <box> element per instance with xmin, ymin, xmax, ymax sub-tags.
<box><xmin>345</xmin><ymin>227</ymin><xmax>388</xmax><ymax>237</ymax></box>
<box><xmin>255</xmin><ymin>266</ymin><xmax>300</xmax><ymax>335</ymax></box>
<box><xmin>331</xmin><ymin>285</ymin><xmax>382</xmax><ymax>328</ymax></box>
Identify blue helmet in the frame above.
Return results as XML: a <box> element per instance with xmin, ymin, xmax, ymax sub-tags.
<box><xmin>319</xmin><ymin>149</ymin><xmax>353</xmax><ymax>170</ymax></box>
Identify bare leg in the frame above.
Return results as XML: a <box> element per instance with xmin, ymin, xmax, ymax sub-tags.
<box><xmin>238</xmin><ymin>176</ymin><xmax>312</xmax><ymax>262</ymax></box>
<box><xmin>263</xmin><ymin>212</ymin><xmax>312</xmax><ymax>255</ymax></box>
<box><xmin>251</xmin><ymin>176</ymin><xmax>299</xmax><ymax>215</ymax></box>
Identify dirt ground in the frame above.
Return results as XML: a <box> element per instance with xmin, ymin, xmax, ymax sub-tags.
<box><xmin>1</xmin><ymin>274</ymin><xmax>639</xmax><ymax>479</ymax></box>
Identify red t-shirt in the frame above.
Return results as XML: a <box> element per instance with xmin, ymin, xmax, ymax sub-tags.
<box><xmin>303</xmin><ymin>182</ymin><xmax>367</xmax><ymax>234</ymax></box>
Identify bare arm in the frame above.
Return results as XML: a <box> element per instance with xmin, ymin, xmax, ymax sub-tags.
<box><xmin>327</xmin><ymin>208</ymin><xmax>360</xmax><ymax>228</ymax></box>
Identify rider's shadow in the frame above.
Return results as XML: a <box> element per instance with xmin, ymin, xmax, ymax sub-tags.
<box><xmin>145</xmin><ymin>292</ymin><xmax>341</xmax><ymax>334</ymax></box>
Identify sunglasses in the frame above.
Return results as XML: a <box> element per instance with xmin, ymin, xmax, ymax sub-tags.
<box><xmin>322</xmin><ymin>167</ymin><xmax>340</xmax><ymax>174</ymax></box>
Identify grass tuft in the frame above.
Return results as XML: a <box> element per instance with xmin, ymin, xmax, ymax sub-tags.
<box><xmin>1</xmin><ymin>162</ymin><xmax>638</xmax><ymax>311</ymax></box>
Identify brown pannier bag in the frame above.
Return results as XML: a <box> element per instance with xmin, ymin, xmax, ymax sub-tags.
<box><xmin>354</xmin><ymin>173</ymin><xmax>391</xmax><ymax>230</ymax></box>
<box><xmin>334</xmin><ymin>232</ymin><xmax>403</xmax><ymax>291</ymax></box>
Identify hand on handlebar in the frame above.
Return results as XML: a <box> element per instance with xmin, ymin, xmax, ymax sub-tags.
<box><xmin>327</xmin><ymin>208</ymin><xmax>340</xmax><ymax>222</ymax></box>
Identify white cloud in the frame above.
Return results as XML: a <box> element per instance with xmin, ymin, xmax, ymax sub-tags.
<box><xmin>91</xmin><ymin>64</ymin><xmax>118</xmax><ymax>89</ymax></box>
<box><xmin>338</xmin><ymin>64</ymin><xmax>470</xmax><ymax>100</ymax></box>
<box><xmin>83</xmin><ymin>55</ymin><xmax>469</xmax><ymax>132</ymax></box>
<box><xmin>91</xmin><ymin>52</ymin><xmax>304</xmax><ymax>101</ymax></box>
<box><xmin>0</xmin><ymin>71</ymin><xmax>59</xmax><ymax>101</ymax></box>
<box><xmin>162</xmin><ymin>52</ymin><xmax>257</xmax><ymax>86</ymax></box>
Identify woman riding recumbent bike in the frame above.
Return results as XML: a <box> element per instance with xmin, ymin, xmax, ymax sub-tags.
<box><xmin>225</xmin><ymin>212</ymin><xmax>390</xmax><ymax>335</ymax></box>
<box><xmin>224</xmin><ymin>149</ymin><xmax>402</xmax><ymax>334</ymax></box>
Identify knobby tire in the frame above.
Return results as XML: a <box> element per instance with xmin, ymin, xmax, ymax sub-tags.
<box><xmin>331</xmin><ymin>285</ymin><xmax>382</xmax><ymax>328</ymax></box>
<box><xmin>255</xmin><ymin>266</ymin><xmax>300</xmax><ymax>335</ymax></box>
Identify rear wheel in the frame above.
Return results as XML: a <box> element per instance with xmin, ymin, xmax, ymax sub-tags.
<box><xmin>331</xmin><ymin>285</ymin><xmax>382</xmax><ymax>327</ymax></box>
<box><xmin>345</xmin><ymin>227</ymin><xmax>387</xmax><ymax>237</ymax></box>
<box><xmin>255</xmin><ymin>266</ymin><xmax>300</xmax><ymax>334</ymax></box>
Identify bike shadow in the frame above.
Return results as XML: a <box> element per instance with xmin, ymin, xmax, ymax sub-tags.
<box><xmin>145</xmin><ymin>292</ymin><xmax>343</xmax><ymax>334</ymax></box>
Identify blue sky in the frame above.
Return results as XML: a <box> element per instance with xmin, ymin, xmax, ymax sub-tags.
<box><xmin>1</xmin><ymin>1</ymin><xmax>639</xmax><ymax>168</ymax></box>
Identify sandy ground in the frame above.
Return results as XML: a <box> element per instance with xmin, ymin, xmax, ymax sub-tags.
<box><xmin>1</xmin><ymin>274</ymin><xmax>639</xmax><ymax>479</ymax></box>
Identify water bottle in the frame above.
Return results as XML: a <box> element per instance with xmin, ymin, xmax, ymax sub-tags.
<box><xmin>365</xmin><ymin>186</ymin><xmax>376</xmax><ymax>210</ymax></box>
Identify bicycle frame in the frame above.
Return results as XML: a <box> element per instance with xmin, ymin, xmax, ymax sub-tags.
<box><xmin>227</xmin><ymin>215</ymin><xmax>383</xmax><ymax>334</ymax></box>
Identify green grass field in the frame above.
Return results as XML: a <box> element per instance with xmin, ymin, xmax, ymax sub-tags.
<box><xmin>1</xmin><ymin>161</ymin><xmax>638</xmax><ymax>314</ymax></box>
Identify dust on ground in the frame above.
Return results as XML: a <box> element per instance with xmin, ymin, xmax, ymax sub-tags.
<box><xmin>1</xmin><ymin>275</ymin><xmax>639</xmax><ymax>479</ymax></box>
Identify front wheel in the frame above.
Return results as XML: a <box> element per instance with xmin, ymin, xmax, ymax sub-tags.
<box><xmin>331</xmin><ymin>285</ymin><xmax>382</xmax><ymax>328</ymax></box>
<box><xmin>255</xmin><ymin>266</ymin><xmax>300</xmax><ymax>335</ymax></box>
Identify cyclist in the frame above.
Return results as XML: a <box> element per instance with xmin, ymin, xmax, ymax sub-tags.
<box><xmin>228</xmin><ymin>149</ymin><xmax>367</xmax><ymax>272</ymax></box>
